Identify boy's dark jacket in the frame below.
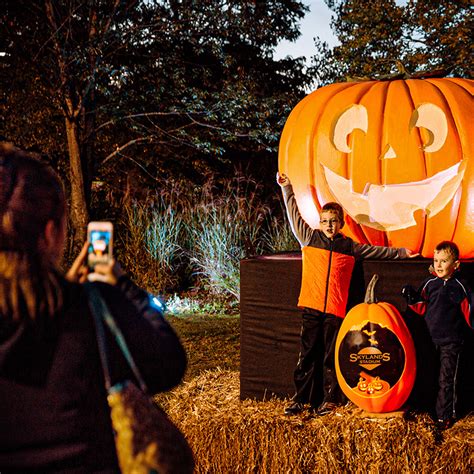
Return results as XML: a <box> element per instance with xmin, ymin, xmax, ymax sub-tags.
<box><xmin>405</xmin><ymin>274</ymin><xmax>473</xmax><ymax>344</ymax></box>
<box><xmin>282</xmin><ymin>185</ymin><xmax>407</xmax><ymax>317</ymax></box>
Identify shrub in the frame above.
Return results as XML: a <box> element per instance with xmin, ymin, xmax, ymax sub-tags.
<box><xmin>119</xmin><ymin>198</ymin><xmax>184</xmax><ymax>293</ymax></box>
<box><xmin>117</xmin><ymin>171</ymin><xmax>299</xmax><ymax>302</ymax></box>
<box><xmin>184</xmin><ymin>175</ymin><xmax>269</xmax><ymax>300</ymax></box>
<box><xmin>261</xmin><ymin>211</ymin><xmax>299</xmax><ymax>254</ymax></box>
<box><xmin>165</xmin><ymin>293</ymin><xmax>238</xmax><ymax>316</ymax></box>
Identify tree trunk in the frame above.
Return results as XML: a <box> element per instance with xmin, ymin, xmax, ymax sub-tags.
<box><xmin>81</xmin><ymin>98</ymin><xmax>96</xmax><ymax>210</ymax></box>
<box><xmin>65</xmin><ymin>115</ymin><xmax>89</xmax><ymax>256</ymax></box>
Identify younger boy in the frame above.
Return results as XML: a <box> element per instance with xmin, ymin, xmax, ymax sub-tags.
<box><xmin>403</xmin><ymin>241</ymin><xmax>473</xmax><ymax>429</ymax></box>
<box><xmin>277</xmin><ymin>172</ymin><xmax>416</xmax><ymax>416</ymax></box>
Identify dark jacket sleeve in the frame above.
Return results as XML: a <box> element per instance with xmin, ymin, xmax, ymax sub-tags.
<box><xmin>115</xmin><ymin>274</ymin><xmax>162</xmax><ymax>317</ymax></box>
<box><xmin>281</xmin><ymin>184</ymin><xmax>314</xmax><ymax>247</ymax></box>
<box><xmin>352</xmin><ymin>241</ymin><xmax>408</xmax><ymax>260</ymax></box>
<box><xmin>456</xmin><ymin>278</ymin><xmax>474</xmax><ymax>329</ymax></box>
<box><xmin>95</xmin><ymin>278</ymin><xmax>187</xmax><ymax>394</ymax></box>
<box><xmin>401</xmin><ymin>281</ymin><xmax>427</xmax><ymax>315</ymax></box>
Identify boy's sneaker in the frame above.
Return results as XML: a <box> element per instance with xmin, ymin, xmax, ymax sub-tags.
<box><xmin>284</xmin><ymin>402</ymin><xmax>304</xmax><ymax>416</ymax></box>
<box><xmin>436</xmin><ymin>418</ymin><xmax>454</xmax><ymax>430</ymax></box>
<box><xmin>316</xmin><ymin>401</ymin><xmax>339</xmax><ymax>416</ymax></box>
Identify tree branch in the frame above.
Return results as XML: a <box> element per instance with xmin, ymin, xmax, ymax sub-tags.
<box><xmin>35</xmin><ymin>1</ymin><xmax>83</xmax><ymax>62</ymax></box>
<box><xmin>185</xmin><ymin>114</ymin><xmax>253</xmax><ymax>138</ymax></box>
<box><xmin>115</xmin><ymin>153</ymin><xmax>160</xmax><ymax>182</ymax></box>
<box><xmin>95</xmin><ymin>111</ymin><xmax>204</xmax><ymax>133</ymax></box>
<box><xmin>81</xmin><ymin>0</ymin><xmax>122</xmax><ymax>112</ymax></box>
<box><xmin>44</xmin><ymin>0</ymin><xmax>80</xmax><ymax>118</ymax></box>
<box><xmin>101</xmin><ymin>136</ymin><xmax>155</xmax><ymax>164</ymax></box>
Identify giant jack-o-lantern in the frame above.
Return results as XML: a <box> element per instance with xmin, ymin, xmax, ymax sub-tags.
<box><xmin>279</xmin><ymin>78</ymin><xmax>474</xmax><ymax>258</ymax></box>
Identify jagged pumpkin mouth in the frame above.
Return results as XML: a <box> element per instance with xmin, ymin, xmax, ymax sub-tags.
<box><xmin>322</xmin><ymin>161</ymin><xmax>465</xmax><ymax>231</ymax></box>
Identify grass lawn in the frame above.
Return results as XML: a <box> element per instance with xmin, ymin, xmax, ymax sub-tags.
<box><xmin>168</xmin><ymin>314</ymin><xmax>240</xmax><ymax>380</ymax></box>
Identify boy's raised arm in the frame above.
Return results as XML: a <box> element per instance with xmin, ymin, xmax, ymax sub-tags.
<box><xmin>276</xmin><ymin>172</ymin><xmax>313</xmax><ymax>247</ymax></box>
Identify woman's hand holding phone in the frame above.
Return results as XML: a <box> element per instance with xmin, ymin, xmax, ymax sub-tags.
<box><xmin>65</xmin><ymin>222</ymin><xmax>125</xmax><ymax>285</ymax></box>
<box><xmin>65</xmin><ymin>242</ymin><xmax>125</xmax><ymax>285</ymax></box>
<box><xmin>80</xmin><ymin>220</ymin><xmax>122</xmax><ymax>283</ymax></box>
<box><xmin>89</xmin><ymin>259</ymin><xmax>125</xmax><ymax>285</ymax></box>
<box><xmin>66</xmin><ymin>241</ymin><xmax>90</xmax><ymax>283</ymax></box>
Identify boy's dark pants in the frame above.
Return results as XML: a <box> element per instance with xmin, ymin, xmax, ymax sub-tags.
<box><xmin>435</xmin><ymin>341</ymin><xmax>463</xmax><ymax>421</ymax></box>
<box><xmin>293</xmin><ymin>309</ymin><xmax>346</xmax><ymax>407</ymax></box>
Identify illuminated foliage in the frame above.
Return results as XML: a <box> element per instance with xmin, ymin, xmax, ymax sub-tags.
<box><xmin>311</xmin><ymin>0</ymin><xmax>473</xmax><ymax>85</ymax></box>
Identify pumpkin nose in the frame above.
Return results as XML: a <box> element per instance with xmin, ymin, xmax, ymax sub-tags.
<box><xmin>380</xmin><ymin>144</ymin><xmax>397</xmax><ymax>160</ymax></box>
<box><xmin>350</xmin><ymin>143</ymin><xmax>398</xmax><ymax>195</ymax></box>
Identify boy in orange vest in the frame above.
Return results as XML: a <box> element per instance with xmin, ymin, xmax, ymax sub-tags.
<box><xmin>277</xmin><ymin>172</ymin><xmax>416</xmax><ymax>416</ymax></box>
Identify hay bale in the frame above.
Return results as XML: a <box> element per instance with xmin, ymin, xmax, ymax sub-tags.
<box><xmin>158</xmin><ymin>369</ymin><xmax>474</xmax><ymax>473</ymax></box>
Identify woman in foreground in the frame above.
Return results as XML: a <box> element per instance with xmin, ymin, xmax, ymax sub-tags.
<box><xmin>0</xmin><ymin>144</ymin><xmax>186</xmax><ymax>472</ymax></box>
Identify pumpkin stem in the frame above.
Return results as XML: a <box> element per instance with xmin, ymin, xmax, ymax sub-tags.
<box><xmin>345</xmin><ymin>61</ymin><xmax>452</xmax><ymax>82</ymax></box>
<box><xmin>364</xmin><ymin>274</ymin><xmax>379</xmax><ymax>304</ymax></box>
<box><xmin>394</xmin><ymin>60</ymin><xmax>409</xmax><ymax>75</ymax></box>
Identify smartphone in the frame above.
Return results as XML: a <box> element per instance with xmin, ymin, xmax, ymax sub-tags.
<box><xmin>87</xmin><ymin>221</ymin><xmax>113</xmax><ymax>272</ymax></box>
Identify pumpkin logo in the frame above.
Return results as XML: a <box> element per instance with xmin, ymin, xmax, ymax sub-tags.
<box><xmin>357</xmin><ymin>375</ymin><xmax>388</xmax><ymax>396</ymax></box>
<box><xmin>279</xmin><ymin>78</ymin><xmax>474</xmax><ymax>258</ymax></box>
<box><xmin>339</xmin><ymin>322</ymin><xmax>404</xmax><ymax>389</ymax></box>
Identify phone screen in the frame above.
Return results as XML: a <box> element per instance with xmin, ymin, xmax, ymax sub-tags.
<box><xmin>87</xmin><ymin>229</ymin><xmax>112</xmax><ymax>270</ymax></box>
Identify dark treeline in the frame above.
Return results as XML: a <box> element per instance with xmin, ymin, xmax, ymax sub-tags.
<box><xmin>1</xmin><ymin>0</ymin><xmax>311</xmax><ymax>254</ymax></box>
<box><xmin>1</xmin><ymin>0</ymin><xmax>471</xmax><ymax>258</ymax></box>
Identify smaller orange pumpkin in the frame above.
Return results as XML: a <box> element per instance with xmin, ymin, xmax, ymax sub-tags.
<box><xmin>335</xmin><ymin>275</ymin><xmax>416</xmax><ymax>413</ymax></box>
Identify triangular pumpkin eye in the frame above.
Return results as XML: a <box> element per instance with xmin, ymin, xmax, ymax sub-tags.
<box><xmin>332</xmin><ymin>104</ymin><xmax>368</xmax><ymax>153</ymax></box>
<box><xmin>410</xmin><ymin>103</ymin><xmax>448</xmax><ymax>152</ymax></box>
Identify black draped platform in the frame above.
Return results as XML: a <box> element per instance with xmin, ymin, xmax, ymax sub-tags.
<box><xmin>240</xmin><ymin>254</ymin><xmax>474</xmax><ymax>415</ymax></box>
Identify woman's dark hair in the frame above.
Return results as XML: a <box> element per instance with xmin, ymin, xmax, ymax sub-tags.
<box><xmin>0</xmin><ymin>143</ymin><xmax>66</xmax><ymax>320</ymax></box>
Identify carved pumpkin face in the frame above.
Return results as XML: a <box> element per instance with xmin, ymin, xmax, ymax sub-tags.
<box><xmin>279</xmin><ymin>78</ymin><xmax>474</xmax><ymax>258</ymax></box>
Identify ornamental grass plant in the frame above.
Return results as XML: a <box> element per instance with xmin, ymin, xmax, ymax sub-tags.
<box><xmin>183</xmin><ymin>175</ymin><xmax>270</xmax><ymax>300</ymax></box>
<box><xmin>119</xmin><ymin>197</ymin><xmax>184</xmax><ymax>294</ymax></box>
<box><xmin>118</xmin><ymin>172</ymin><xmax>297</xmax><ymax>302</ymax></box>
<box><xmin>261</xmin><ymin>209</ymin><xmax>299</xmax><ymax>254</ymax></box>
